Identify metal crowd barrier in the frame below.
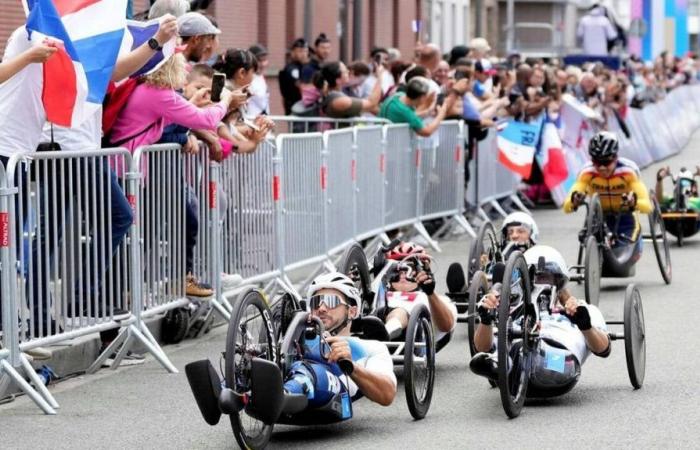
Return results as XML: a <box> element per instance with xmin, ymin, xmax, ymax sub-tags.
<box><xmin>354</xmin><ymin>126</ymin><xmax>386</xmax><ymax>241</ymax></box>
<box><xmin>268</xmin><ymin>115</ymin><xmax>390</xmax><ymax>134</ymax></box>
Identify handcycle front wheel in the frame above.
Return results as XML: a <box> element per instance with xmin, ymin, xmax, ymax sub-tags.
<box><xmin>497</xmin><ymin>252</ymin><xmax>533</xmax><ymax>419</ymax></box>
<box><xmin>403</xmin><ymin>303</ymin><xmax>436</xmax><ymax>420</ymax></box>
<box><xmin>583</xmin><ymin>235</ymin><xmax>601</xmax><ymax>306</ymax></box>
<box><xmin>648</xmin><ymin>194</ymin><xmax>672</xmax><ymax>284</ymax></box>
<box><xmin>225</xmin><ymin>289</ymin><xmax>277</xmax><ymax>450</ymax></box>
<box><xmin>623</xmin><ymin>284</ymin><xmax>646</xmax><ymax>389</ymax></box>
<box><xmin>468</xmin><ymin>221</ymin><xmax>500</xmax><ymax>280</ymax></box>
<box><xmin>467</xmin><ymin>270</ymin><xmax>489</xmax><ymax>358</ymax></box>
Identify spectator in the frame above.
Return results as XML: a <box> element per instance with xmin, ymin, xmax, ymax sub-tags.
<box><xmin>177</xmin><ymin>12</ymin><xmax>221</xmax><ymax>64</ymax></box>
<box><xmin>279</xmin><ymin>38</ymin><xmax>309</xmax><ymax>115</ymax></box>
<box><xmin>312</xmin><ymin>61</ymin><xmax>385</xmax><ymax>118</ymax></box>
<box><xmin>473</xmin><ymin>60</ymin><xmax>496</xmax><ymax>100</ymax></box>
<box><xmin>573</xmin><ymin>72</ymin><xmax>601</xmax><ymax>107</ymax></box>
<box><xmin>448</xmin><ymin>45</ymin><xmax>469</xmax><ymax>67</ymax></box>
<box><xmin>247</xmin><ymin>44</ymin><xmax>270</xmax><ymax>118</ymax></box>
<box><xmin>302</xmin><ymin>33</ymin><xmax>332</xmax><ymax>83</ymax></box>
<box><xmin>433</xmin><ymin>60</ymin><xmax>450</xmax><ymax>88</ymax></box>
<box><xmin>577</xmin><ymin>4</ymin><xmax>617</xmax><ymax>56</ymax></box>
<box><xmin>387</xmin><ymin>47</ymin><xmax>401</xmax><ymax>63</ymax></box>
<box><xmin>379</xmin><ymin>77</ymin><xmax>457</xmax><ymax>137</ymax></box>
<box><xmin>343</xmin><ymin>61</ymin><xmax>371</xmax><ymax>98</ymax></box>
<box><xmin>148</xmin><ymin>0</ymin><xmax>189</xmax><ymax>18</ymax></box>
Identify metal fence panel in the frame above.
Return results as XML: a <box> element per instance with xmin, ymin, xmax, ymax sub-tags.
<box><xmin>324</xmin><ymin>128</ymin><xmax>355</xmax><ymax>252</ymax></box>
<box><xmin>134</xmin><ymin>145</ymin><xmax>188</xmax><ymax>317</ymax></box>
<box><xmin>384</xmin><ymin>125</ymin><xmax>417</xmax><ymax>229</ymax></box>
<box><xmin>355</xmin><ymin>126</ymin><xmax>385</xmax><ymax>240</ymax></box>
<box><xmin>221</xmin><ymin>140</ymin><xmax>278</xmax><ymax>282</ymax></box>
<box><xmin>277</xmin><ymin>133</ymin><xmax>325</xmax><ymax>270</ymax></box>
<box><xmin>420</xmin><ymin>120</ymin><xmax>462</xmax><ymax>219</ymax></box>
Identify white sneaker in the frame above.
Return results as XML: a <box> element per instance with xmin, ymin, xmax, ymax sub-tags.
<box><xmin>221</xmin><ymin>272</ymin><xmax>243</xmax><ymax>291</ymax></box>
<box><xmin>24</xmin><ymin>347</ymin><xmax>52</xmax><ymax>361</ymax></box>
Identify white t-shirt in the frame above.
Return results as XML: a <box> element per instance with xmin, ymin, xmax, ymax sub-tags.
<box><xmin>245</xmin><ymin>73</ymin><xmax>269</xmax><ymax>119</ymax></box>
<box><xmin>386</xmin><ymin>291</ymin><xmax>457</xmax><ymax>341</ymax></box>
<box><xmin>42</xmin><ymin>109</ymin><xmax>102</xmax><ymax>151</ymax></box>
<box><xmin>0</xmin><ymin>27</ymin><xmax>46</xmax><ymax>156</ymax></box>
<box><xmin>538</xmin><ymin>304</ymin><xmax>607</xmax><ymax>365</ymax></box>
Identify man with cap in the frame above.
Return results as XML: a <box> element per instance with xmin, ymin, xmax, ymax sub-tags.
<box><xmin>247</xmin><ymin>44</ymin><xmax>270</xmax><ymax>118</ymax></box>
<box><xmin>473</xmin><ymin>60</ymin><xmax>496</xmax><ymax>100</ymax></box>
<box><xmin>469</xmin><ymin>37</ymin><xmax>493</xmax><ymax>91</ymax></box>
<box><xmin>278</xmin><ymin>38</ymin><xmax>310</xmax><ymax>115</ymax></box>
<box><xmin>177</xmin><ymin>11</ymin><xmax>221</xmax><ymax>64</ymax></box>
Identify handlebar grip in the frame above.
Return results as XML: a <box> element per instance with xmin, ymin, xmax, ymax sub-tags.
<box><xmin>337</xmin><ymin>358</ymin><xmax>355</xmax><ymax>375</ymax></box>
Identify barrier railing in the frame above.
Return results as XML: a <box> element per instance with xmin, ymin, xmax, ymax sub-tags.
<box><xmin>268</xmin><ymin>115</ymin><xmax>390</xmax><ymax>134</ymax></box>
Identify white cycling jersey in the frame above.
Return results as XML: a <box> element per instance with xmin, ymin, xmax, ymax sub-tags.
<box><xmin>385</xmin><ymin>291</ymin><xmax>457</xmax><ymax>341</ymax></box>
<box><xmin>537</xmin><ymin>304</ymin><xmax>607</xmax><ymax>365</ymax></box>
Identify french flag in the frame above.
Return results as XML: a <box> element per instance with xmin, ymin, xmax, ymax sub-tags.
<box><xmin>535</xmin><ymin>122</ymin><xmax>569</xmax><ymax>206</ymax></box>
<box><xmin>496</xmin><ymin>118</ymin><xmax>543</xmax><ymax>179</ymax></box>
<box><xmin>24</xmin><ymin>0</ymin><xmax>127</xmax><ymax>127</ymax></box>
<box><xmin>124</xmin><ymin>19</ymin><xmax>176</xmax><ymax>77</ymax></box>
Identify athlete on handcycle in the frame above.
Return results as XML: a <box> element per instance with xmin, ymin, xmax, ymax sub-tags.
<box><xmin>564</xmin><ymin>131</ymin><xmax>652</xmax><ymax>247</ymax></box>
<box><xmin>470</xmin><ymin>245</ymin><xmax>611</xmax><ymax>396</ymax></box>
<box><xmin>283</xmin><ymin>272</ymin><xmax>397</xmax><ymax>407</ymax></box>
<box><xmin>376</xmin><ymin>242</ymin><xmax>457</xmax><ymax>342</ymax></box>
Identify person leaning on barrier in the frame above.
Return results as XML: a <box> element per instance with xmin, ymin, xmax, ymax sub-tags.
<box><xmin>312</xmin><ymin>61</ymin><xmax>386</xmax><ymax>118</ymax></box>
<box><xmin>177</xmin><ymin>12</ymin><xmax>220</xmax><ymax>64</ymax></box>
<box><xmin>379</xmin><ymin>76</ymin><xmax>463</xmax><ymax>137</ymax></box>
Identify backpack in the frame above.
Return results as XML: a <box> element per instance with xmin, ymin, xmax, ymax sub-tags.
<box><xmin>101</xmin><ymin>78</ymin><xmax>140</xmax><ymax>146</ymax></box>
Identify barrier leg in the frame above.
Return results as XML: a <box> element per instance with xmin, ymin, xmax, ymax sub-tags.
<box><xmin>413</xmin><ymin>221</ymin><xmax>442</xmax><ymax>252</ymax></box>
<box><xmin>0</xmin><ymin>359</ymin><xmax>56</xmax><ymax>415</ymax></box>
<box><xmin>20</xmin><ymin>353</ymin><xmax>59</xmax><ymax>409</ymax></box>
<box><xmin>508</xmin><ymin>193</ymin><xmax>531</xmax><ymax>214</ymax></box>
<box><xmin>488</xmin><ymin>199</ymin><xmax>509</xmax><ymax>218</ymax></box>
<box><xmin>209</xmin><ymin>298</ymin><xmax>231</xmax><ymax>322</ymax></box>
<box><xmin>477</xmin><ymin>206</ymin><xmax>490</xmax><ymax>222</ymax></box>
<box><xmin>86</xmin><ymin>327</ymin><xmax>128</xmax><ymax>374</ymax></box>
<box><xmin>131</xmin><ymin>323</ymin><xmax>178</xmax><ymax>373</ymax></box>
<box><xmin>439</xmin><ymin>214</ymin><xmax>477</xmax><ymax>238</ymax></box>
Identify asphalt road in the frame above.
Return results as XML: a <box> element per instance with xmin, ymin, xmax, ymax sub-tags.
<box><xmin>2</xmin><ymin>134</ymin><xmax>700</xmax><ymax>449</ymax></box>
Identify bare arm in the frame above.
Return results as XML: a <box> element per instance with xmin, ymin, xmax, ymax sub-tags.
<box><xmin>349</xmin><ymin>365</ymin><xmax>396</xmax><ymax>406</ymax></box>
<box><xmin>0</xmin><ymin>44</ymin><xmax>57</xmax><ymax>83</ymax></box>
<box><xmin>473</xmin><ymin>292</ymin><xmax>498</xmax><ymax>352</ymax></box>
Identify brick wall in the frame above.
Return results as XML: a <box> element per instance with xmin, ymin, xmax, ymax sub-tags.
<box><xmin>0</xmin><ymin>2</ymin><xmax>27</xmax><ymax>57</ymax></box>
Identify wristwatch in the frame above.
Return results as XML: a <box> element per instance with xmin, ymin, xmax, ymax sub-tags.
<box><xmin>147</xmin><ymin>37</ymin><xmax>163</xmax><ymax>51</ymax></box>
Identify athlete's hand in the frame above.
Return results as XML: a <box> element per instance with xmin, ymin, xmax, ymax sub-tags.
<box><xmin>571</xmin><ymin>191</ymin><xmax>585</xmax><ymax>210</ymax></box>
<box><xmin>416</xmin><ymin>270</ymin><xmax>436</xmax><ymax>296</ymax></box>
<box><xmin>657</xmin><ymin>166</ymin><xmax>670</xmax><ymax>182</ymax></box>
<box><xmin>154</xmin><ymin>15</ymin><xmax>178</xmax><ymax>46</ymax></box>
<box><xmin>324</xmin><ymin>336</ymin><xmax>352</xmax><ymax>363</ymax></box>
<box><xmin>477</xmin><ymin>291</ymin><xmax>499</xmax><ymax>325</ymax></box>
<box><xmin>621</xmin><ymin>191</ymin><xmax>637</xmax><ymax>209</ymax></box>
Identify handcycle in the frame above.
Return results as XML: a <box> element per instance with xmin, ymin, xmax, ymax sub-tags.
<box><xmin>337</xmin><ymin>241</ymin><xmax>437</xmax><ymax>419</ymax></box>
<box><xmin>657</xmin><ymin>167</ymin><xmax>700</xmax><ymax>247</ymax></box>
<box><xmin>570</xmin><ymin>192</ymin><xmax>671</xmax><ymax>303</ymax></box>
<box><xmin>487</xmin><ymin>251</ymin><xmax>646</xmax><ymax>418</ymax></box>
<box><xmin>185</xmin><ymin>287</ymin><xmax>358</xmax><ymax>450</ymax></box>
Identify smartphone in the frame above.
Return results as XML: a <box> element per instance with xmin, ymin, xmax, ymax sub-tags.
<box><xmin>211</xmin><ymin>73</ymin><xmax>226</xmax><ymax>102</ymax></box>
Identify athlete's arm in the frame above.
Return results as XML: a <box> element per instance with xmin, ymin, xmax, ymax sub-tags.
<box><xmin>629</xmin><ymin>176</ymin><xmax>652</xmax><ymax>213</ymax></box>
<box><xmin>474</xmin><ymin>292</ymin><xmax>498</xmax><ymax>352</ymax></box>
<box><xmin>561</xmin><ymin>292</ymin><xmax>610</xmax><ymax>354</ymax></box>
<box><xmin>563</xmin><ymin>175</ymin><xmax>591</xmax><ymax>213</ymax></box>
<box><xmin>416</xmin><ymin>271</ymin><xmax>455</xmax><ymax>333</ymax></box>
<box><xmin>325</xmin><ymin>337</ymin><xmax>396</xmax><ymax>406</ymax></box>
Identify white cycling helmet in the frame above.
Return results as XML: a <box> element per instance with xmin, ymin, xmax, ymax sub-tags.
<box><xmin>501</xmin><ymin>212</ymin><xmax>539</xmax><ymax>244</ymax></box>
<box><xmin>524</xmin><ymin>245</ymin><xmax>569</xmax><ymax>289</ymax></box>
<box><xmin>307</xmin><ymin>271</ymin><xmax>362</xmax><ymax>308</ymax></box>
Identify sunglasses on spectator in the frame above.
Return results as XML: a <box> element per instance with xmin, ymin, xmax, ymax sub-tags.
<box><xmin>310</xmin><ymin>294</ymin><xmax>348</xmax><ymax>310</ymax></box>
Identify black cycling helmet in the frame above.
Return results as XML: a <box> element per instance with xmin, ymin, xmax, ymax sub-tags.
<box><xmin>588</xmin><ymin>131</ymin><xmax>619</xmax><ymax>162</ymax></box>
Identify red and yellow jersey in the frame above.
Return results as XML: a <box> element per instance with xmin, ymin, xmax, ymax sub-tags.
<box><xmin>563</xmin><ymin>158</ymin><xmax>652</xmax><ymax>214</ymax></box>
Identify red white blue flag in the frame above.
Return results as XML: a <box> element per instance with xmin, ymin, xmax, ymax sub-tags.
<box><xmin>23</xmin><ymin>0</ymin><xmax>127</xmax><ymax>127</ymax></box>
<box><xmin>124</xmin><ymin>19</ymin><xmax>177</xmax><ymax>77</ymax></box>
<box><xmin>535</xmin><ymin>122</ymin><xmax>569</xmax><ymax>206</ymax></box>
<box><xmin>496</xmin><ymin>117</ymin><xmax>544</xmax><ymax>178</ymax></box>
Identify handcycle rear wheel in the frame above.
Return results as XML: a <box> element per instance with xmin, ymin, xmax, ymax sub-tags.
<box><xmin>404</xmin><ymin>304</ymin><xmax>436</xmax><ymax>420</ymax></box>
<box><xmin>583</xmin><ymin>235</ymin><xmax>601</xmax><ymax>306</ymax></box>
<box><xmin>467</xmin><ymin>270</ymin><xmax>489</xmax><ymax>358</ymax></box>
<box><xmin>226</xmin><ymin>289</ymin><xmax>277</xmax><ymax>450</ymax></box>
<box><xmin>338</xmin><ymin>242</ymin><xmax>373</xmax><ymax>315</ymax></box>
<box><xmin>648</xmin><ymin>195</ymin><xmax>672</xmax><ymax>284</ymax></box>
<box><xmin>497</xmin><ymin>252</ymin><xmax>533</xmax><ymax>419</ymax></box>
<box><xmin>624</xmin><ymin>285</ymin><xmax>646</xmax><ymax>389</ymax></box>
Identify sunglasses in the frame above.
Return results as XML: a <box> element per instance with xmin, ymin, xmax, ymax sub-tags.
<box><xmin>309</xmin><ymin>294</ymin><xmax>348</xmax><ymax>310</ymax></box>
<box><xmin>592</xmin><ymin>158</ymin><xmax>616</xmax><ymax>168</ymax></box>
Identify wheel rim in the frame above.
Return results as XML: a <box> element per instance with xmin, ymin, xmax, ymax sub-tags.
<box><xmin>231</xmin><ymin>300</ymin><xmax>273</xmax><ymax>443</ymax></box>
<box><xmin>468</xmin><ymin>271</ymin><xmax>488</xmax><ymax>357</ymax></box>
<box><xmin>411</xmin><ymin>317</ymin><xmax>433</xmax><ymax>404</ymax></box>
<box><xmin>470</xmin><ymin>222</ymin><xmax>499</xmax><ymax>277</ymax></box>
<box><xmin>650</xmin><ymin>206</ymin><xmax>672</xmax><ymax>283</ymax></box>
<box><xmin>630</xmin><ymin>289</ymin><xmax>646</xmax><ymax>384</ymax></box>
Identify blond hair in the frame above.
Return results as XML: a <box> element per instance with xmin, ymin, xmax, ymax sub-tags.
<box><xmin>142</xmin><ymin>53</ymin><xmax>187</xmax><ymax>89</ymax></box>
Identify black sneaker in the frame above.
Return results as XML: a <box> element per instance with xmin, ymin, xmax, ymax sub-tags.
<box><xmin>470</xmin><ymin>352</ymin><xmax>498</xmax><ymax>381</ymax></box>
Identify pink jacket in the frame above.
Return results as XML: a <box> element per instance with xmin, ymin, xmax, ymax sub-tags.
<box><xmin>110</xmin><ymin>84</ymin><xmax>227</xmax><ymax>152</ymax></box>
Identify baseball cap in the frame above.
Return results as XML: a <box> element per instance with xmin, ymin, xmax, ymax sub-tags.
<box><xmin>177</xmin><ymin>12</ymin><xmax>221</xmax><ymax>37</ymax></box>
